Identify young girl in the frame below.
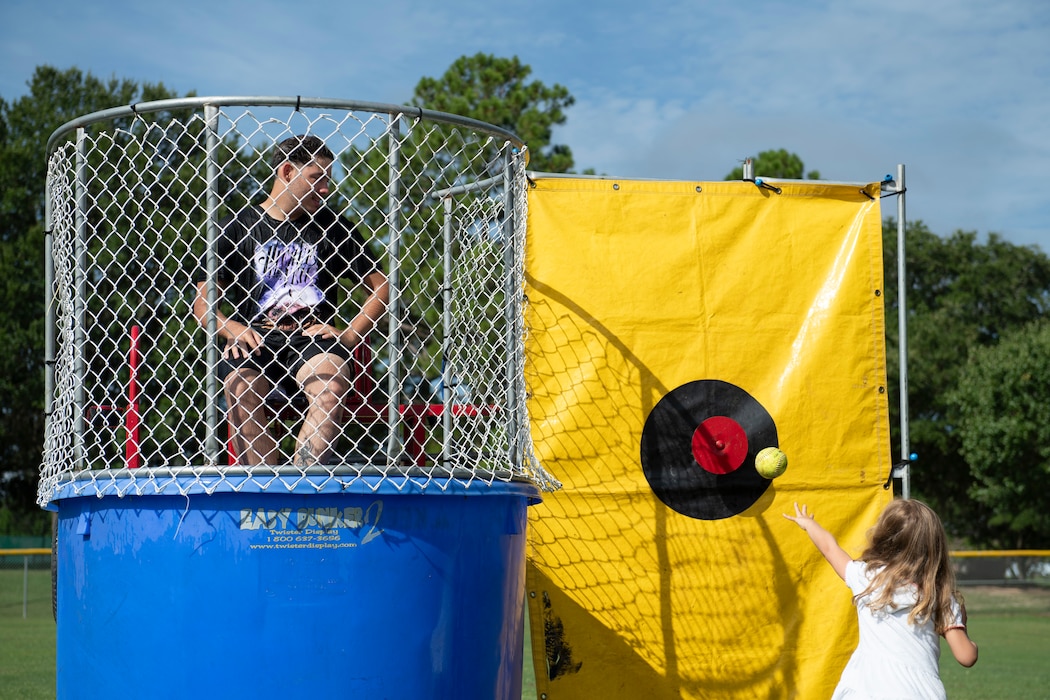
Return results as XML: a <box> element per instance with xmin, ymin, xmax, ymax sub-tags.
<box><xmin>785</xmin><ymin>498</ymin><xmax>978</xmax><ymax>699</ymax></box>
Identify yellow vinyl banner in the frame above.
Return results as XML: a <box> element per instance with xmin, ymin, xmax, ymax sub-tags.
<box><xmin>524</xmin><ymin>178</ymin><xmax>893</xmax><ymax>699</ymax></box>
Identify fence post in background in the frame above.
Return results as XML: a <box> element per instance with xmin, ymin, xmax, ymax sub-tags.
<box><xmin>22</xmin><ymin>555</ymin><xmax>29</xmax><ymax>619</ymax></box>
<box><xmin>0</xmin><ymin>547</ymin><xmax>52</xmax><ymax>619</ymax></box>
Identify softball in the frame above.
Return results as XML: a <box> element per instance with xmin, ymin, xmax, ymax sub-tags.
<box><xmin>755</xmin><ymin>447</ymin><xmax>788</xmax><ymax>479</ymax></box>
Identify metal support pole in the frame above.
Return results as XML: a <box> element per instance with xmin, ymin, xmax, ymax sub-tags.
<box><xmin>502</xmin><ymin>146</ymin><xmax>521</xmax><ymax>470</ymax></box>
<box><xmin>385</xmin><ymin>116</ymin><xmax>405</xmax><ymax>464</ymax></box>
<box><xmin>73</xmin><ymin>129</ymin><xmax>88</xmax><ymax>469</ymax></box>
<box><xmin>44</xmin><ymin>158</ymin><xmax>56</xmax><ymax>471</ymax></box>
<box><xmin>440</xmin><ymin>195</ymin><xmax>454</xmax><ymax>470</ymax></box>
<box><xmin>895</xmin><ymin>164</ymin><xmax>911</xmax><ymax>499</ymax></box>
<box><xmin>204</xmin><ymin>104</ymin><xmax>221</xmax><ymax>464</ymax></box>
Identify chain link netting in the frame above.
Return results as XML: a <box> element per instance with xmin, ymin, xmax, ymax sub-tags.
<box><xmin>40</xmin><ymin>99</ymin><xmax>557</xmax><ymax>505</ymax></box>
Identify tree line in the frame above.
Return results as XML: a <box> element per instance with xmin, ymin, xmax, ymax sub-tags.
<box><xmin>2</xmin><ymin>57</ymin><xmax>1048</xmax><ymax>550</ymax></box>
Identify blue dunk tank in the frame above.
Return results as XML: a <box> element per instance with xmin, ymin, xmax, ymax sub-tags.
<box><xmin>40</xmin><ymin>97</ymin><xmax>555</xmax><ymax>699</ymax></box>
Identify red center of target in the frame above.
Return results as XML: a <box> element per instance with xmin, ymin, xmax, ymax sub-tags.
<box><xmin>691</xmin><ymin>416</ymin><xmax>748</xmax><ymax>475</ymax></box>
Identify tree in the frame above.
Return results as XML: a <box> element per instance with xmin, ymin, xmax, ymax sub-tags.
<box><xmin>881</xmin><ymin>221</ymin><xmax>1050</xmax><ymax>543</ymax></box>
<box><xmin>338</xmin><ymin>54</ymin><xmax>579</xmax><ymax>398</ymax></box>
<box><xmin>410</xmin><ymin>53</ymin><xmax>575</xmax><ymax>174</ymax></box>
<box><xmin>947</xmin><ymin>320</ymin><xmax>1050</xmax><ymax>548</ymax></box>
<box><xmin>0</xmin><ymin>66</ymin><xmax>186</xmax><ymax>534</ymax></box>
<box><xmin>724</xmin><ymin>148</ymin><xmax>820</xmax><ymax>181</ymax></box>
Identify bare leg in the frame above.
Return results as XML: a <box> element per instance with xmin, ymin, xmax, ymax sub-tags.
<box><xmin>224</xmin><ymin>368</ymin><xmax>278</xmax><ymax>465</ymax></box>
<box><xmin>293</xmin><ymin>353</ymin><xmax>350</xmax><ymax>466</ymax></box>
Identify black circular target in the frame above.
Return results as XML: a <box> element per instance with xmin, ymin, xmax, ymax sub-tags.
<box><xmin>640</xmin><ymin>380</ymin><xmax>778</xmax><ymax>520</ymax></box>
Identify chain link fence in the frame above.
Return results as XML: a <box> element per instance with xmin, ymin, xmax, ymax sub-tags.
<box><xmin>953</xmin><ymin>550</ymin><xmax>1050</xmax><ymax>586</ymax></box>
<box><xmin>41</xmin><ymin>97</ymin><xmax>557</xmax><ymax>505</ymax></box>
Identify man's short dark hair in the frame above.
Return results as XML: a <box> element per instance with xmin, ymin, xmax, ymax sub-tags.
<box><xmin>271</xmin><ymin>135</ymin><xmax>335</xmax><ymax>168</ymax></box>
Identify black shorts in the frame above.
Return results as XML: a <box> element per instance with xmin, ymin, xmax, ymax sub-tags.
<box><xmin>217</xmin><ymin>326</ymin><xmax>352</xmax><ymax>394</ymax></box>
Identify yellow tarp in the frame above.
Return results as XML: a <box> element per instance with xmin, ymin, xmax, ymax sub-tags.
<box><xmin>524</xmin><ymin>177</ymin><xmax>893</xmax><ymax>699</ymax></box>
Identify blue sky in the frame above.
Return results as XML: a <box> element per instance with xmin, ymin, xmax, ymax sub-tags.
<box><xmin>3</xmin><ymin>0</ymin><xmax>1048</xmax><ymax>250</ymax></box>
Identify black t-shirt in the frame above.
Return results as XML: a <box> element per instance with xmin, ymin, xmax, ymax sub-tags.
<box><xmin>197</xmin><ymin>206</ymin><xmax>380</xmax><ymax>325</ymax></box>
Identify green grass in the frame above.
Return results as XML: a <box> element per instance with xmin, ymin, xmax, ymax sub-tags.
<box><xmin>0</xmin><ymin>569</ymin><xmax>55</xmax><ymax>700</ymax></box>
<box><xmin>940</xmin><ymin>585</ymin><xmax>1050</xmax><ymax>700</ymax></box>
<box><xmin>3</xmin><ymin>570</ymin><xmax>1045</xmax><ymax>699</ymax></box>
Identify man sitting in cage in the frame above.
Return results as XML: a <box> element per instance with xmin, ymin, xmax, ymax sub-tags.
<box><xmin>192</xmin><ymin>135</ymin><xmax>389</xmax><ymax>467</ymax></box>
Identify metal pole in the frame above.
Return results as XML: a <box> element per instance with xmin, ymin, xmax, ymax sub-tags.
<box><xmin>204</xmin><ymin>104</ymin><xmax>221</xmax><ymax>464</ymax></box>
<box><xmin>385</xmin><ymin>116</ymin><xmax>404</xmax><ymax>464</ymax></box>
<box><xmin>742</xmin><ymin>158</ymin><xmax>754</xmax><ymax>181</ymax></box>
<box><xmin>74</xmin><ymin>129</ymin><xmax>88</xmax><ymax>469</ymax></box>
<box><xmin>44</xmin><ymin>155</ymin><xmax>56</xmax><ymax>472</ymax></box>
<box><xmin>895</xmin><ymin>164</ymin><xmax>911</xmax><ymax>500</ymax></box>
<box><xmin>440</xmin><ymin>195</ymin><xmax>454</xmax><ymax>470</ymax></box>
<box><xmin>502</xmin><ymin>145</ymin><xmax>521</xmax><ymax>470</ymax></box>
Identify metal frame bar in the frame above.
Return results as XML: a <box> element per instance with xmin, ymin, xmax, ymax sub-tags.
<box><xmin>43</xmin><ymin>162</ymin><xmax>56</xmax><ymax>468</ymax></box>
<box><xmin>73</xmin><ymin>129</ymin><xmax>88</xmax><ymax>469</ymax></box>
<box><xmin>203</xmin><ymin>105</ymin><xmax>222</xmax><ymax>463</ymax></box>
<box><xmin>384</xmin><ymin>115</ymin><xmax>405</xmax><ymax>463</ymax></box>
<box><xmin>502</xmin><ymin>147</ymin><xmax>522</xmax><ymax>470</ymax></box>
<box><xmin>440</xmin><ymin>194</ymin><xmax>454</xmax><ymax>469</ymax></box>
<box><xmin>893</xmin><ymin>164</ymin><xmax>911</xmax><ymax>499</ymax></box>
<box><xmin>46</xmin><ymin>96</ymin><xmax>524</xmax><ymax>157</ymax></box>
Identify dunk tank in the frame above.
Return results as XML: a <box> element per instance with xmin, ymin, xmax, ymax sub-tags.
<box><xmin>40</xmin><ymin>97</ymin><xmax>556</xmax><ymax>699</ymax></box>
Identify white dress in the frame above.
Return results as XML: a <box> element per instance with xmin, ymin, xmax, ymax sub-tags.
<box><xmin>832</xmin><ymin>560</ymin><xmax>964</xmax><ymax>700</ymax></box>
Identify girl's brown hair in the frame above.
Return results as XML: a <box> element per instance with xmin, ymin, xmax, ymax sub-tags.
<box><xmin>856</xmin><ymin>498</ymin><xmax>961</xmax><ymax>634</ymax></box>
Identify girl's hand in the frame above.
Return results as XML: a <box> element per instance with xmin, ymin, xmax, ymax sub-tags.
<box><xmin>783</xmin><ymin>502</ymin><xmax>817</xmax><ymax>531</ymax></box>
<box><xmin>784</xmin><ymin>502</ymin><xmax>851</xmax><ymax>580</ymax></box>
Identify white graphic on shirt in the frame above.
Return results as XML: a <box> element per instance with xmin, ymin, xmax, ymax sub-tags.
<box><xmin>253</xmin><ymin>239</ymin><xmax>323</xmax><ymax>320</ymax></box>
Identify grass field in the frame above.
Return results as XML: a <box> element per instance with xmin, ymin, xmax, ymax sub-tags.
<box><xmin>940</xmin><ymin>585</ymin><xmax>1050</xmax><ymax>699</ymax></box>
<box><xmin>0</xmin><ymin>568</ymin><xmax>55</xmax><ymax>700</ymax></box>
<box><xmin>3</xmin><ymin>569</ymin><xmax>1047</xmax><ymax>699</ymax></box>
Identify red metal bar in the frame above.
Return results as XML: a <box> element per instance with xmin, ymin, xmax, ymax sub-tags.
<box><xmin>125</xmin><ymin>325</ymin><xmax>141</xmax><ymax>469</ymax></box>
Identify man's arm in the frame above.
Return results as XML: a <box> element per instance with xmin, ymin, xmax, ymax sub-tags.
<box><xmin>338</xmin><ymin>270</ymin><xmax>389</xmax><ymax>347</ymax></box>
<box><xmin>192</xmin><ymin>280</ymin><xmax>263</xmax><ymax>357</ymax></box>
<box><xmin>303</xmin><ymin>270</ymin><xmax>389</xmax><ymax>348</ymax></box>
<box><xmin>783</xmin><ymin>503</ymin><xmax>852</xmax><ymax>580</ymax></box>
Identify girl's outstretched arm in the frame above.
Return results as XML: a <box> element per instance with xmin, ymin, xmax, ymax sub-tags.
<box><xmin>783</xmin><ymin>503</ymin><xmax>852</xmax><ymax>580</ymax></box>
